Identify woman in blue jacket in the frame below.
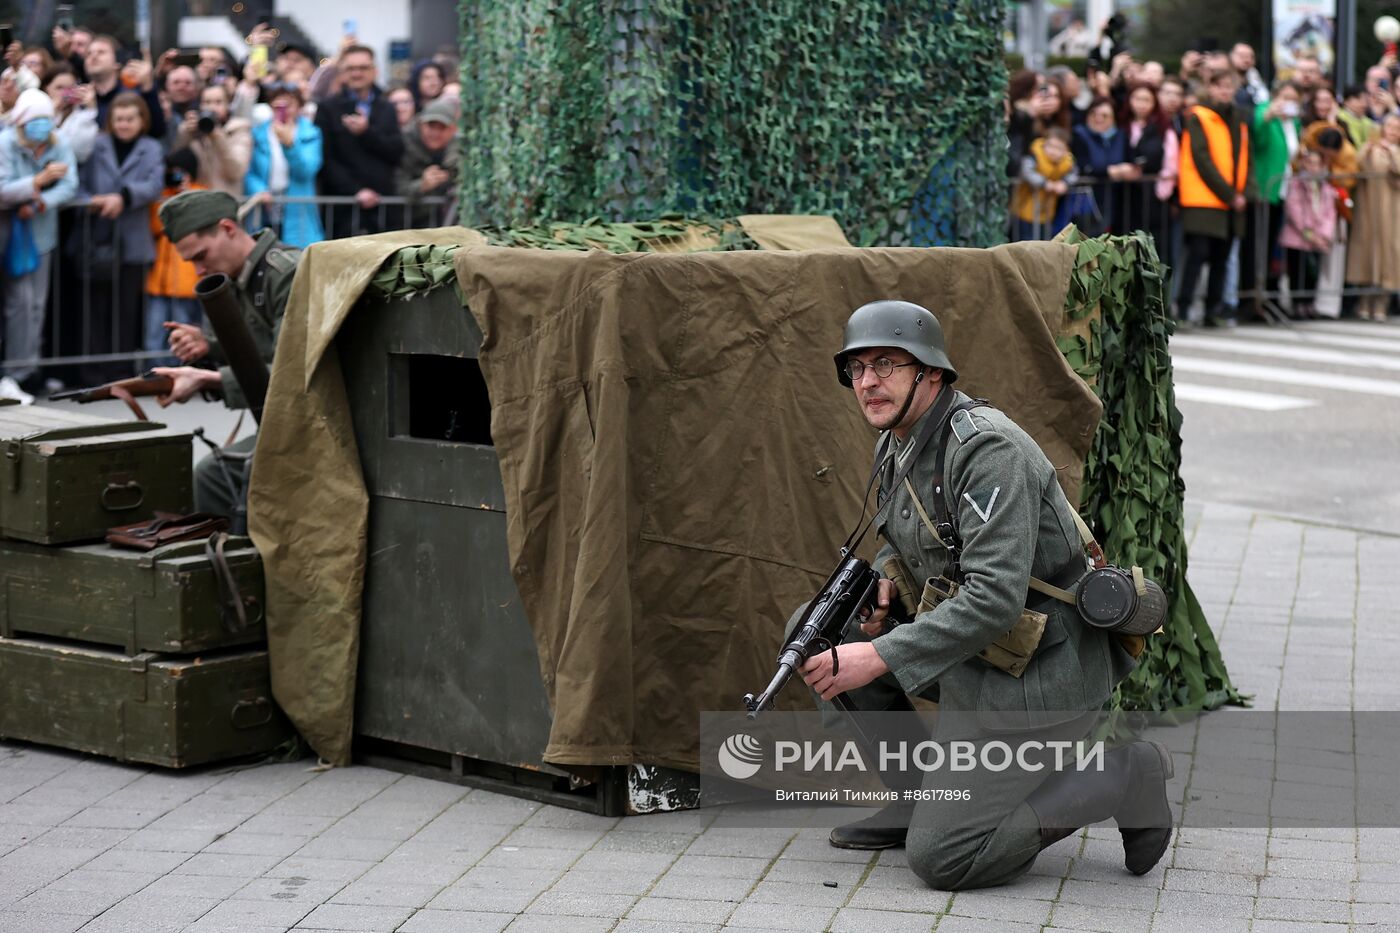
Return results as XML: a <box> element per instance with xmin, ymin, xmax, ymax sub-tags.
<box><xmin>245</xmin><ymin>83</ymin><xmax>323</xmax><ymax>248</ymax></box>
<box><xmin>0</xmin><ymin>89</ymin><xmax>79</xmax><ymax>400</ymax></box>
<box><xmin>1070</xmin><ymin>97</ymin><xmax>1139</xmax><ymax>235</ymax></box>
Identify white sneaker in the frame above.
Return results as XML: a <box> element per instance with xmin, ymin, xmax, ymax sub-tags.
<box><xmin>0</xmin><ymin>375</ymin><xmax>35</xmax><ymax>405</ymax></box>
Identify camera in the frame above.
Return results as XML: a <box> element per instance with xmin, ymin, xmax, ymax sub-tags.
<box><xmin>196</xmin><ymin>110</ymin><xmax>218</xmax><ymax>134</ymax></box>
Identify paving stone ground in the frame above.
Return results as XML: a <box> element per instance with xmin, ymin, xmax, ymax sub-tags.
<box><xmin>3</xmin><ymin>501</ymin><xmax>1398</xmax><ymax>932</ymax></box>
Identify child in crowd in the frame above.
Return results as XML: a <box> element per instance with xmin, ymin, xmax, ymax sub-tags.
<box><xmin>1012</xmin><ymin>127</ymin><xmax>1078</xmax><ymax>240</ymax></box>
<box><xmin>146</xmin><ymin>148</ymin><xmax>206</xmax><ymax>364</ymax></box>
<box><xmin>1278</xmin><ymin>147</ymin><xmax>1337</xmax><ymax>319</ymax></box>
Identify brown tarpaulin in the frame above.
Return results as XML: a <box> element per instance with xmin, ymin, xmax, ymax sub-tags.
<box><xmin>454</xmin><ymin>241</ymin><xmax>1097</xmax><ymax>770</ymax></box>
<box><xmin>248</xmin><ymin>228</ymin><xmax>486</xmax><ymax>765</ymax></box>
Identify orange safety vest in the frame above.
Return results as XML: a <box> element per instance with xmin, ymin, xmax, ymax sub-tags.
<box><xmin>1178</xmin><ymin>105</ymin><xmax>1248</xmax><ymax>210</ymax></box>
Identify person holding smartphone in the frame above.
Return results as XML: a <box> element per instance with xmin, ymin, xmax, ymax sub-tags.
<box><xmin>1244</xmin><ymin>81</ymin><xmax>1304</xmax><ymax>305</ymax></box>
<box><xmin>41</xmin><ymin>64</ymin><xmax>97</xmax><ymax>163</ymax></box>
<box><xmin>245</xmin><ymin>82</ymin><xmax>323</xmax><ymax>247</ymax></box>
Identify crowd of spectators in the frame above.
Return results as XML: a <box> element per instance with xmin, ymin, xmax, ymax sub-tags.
<box><xmin>1007</xmin><ymin>28</ymin><xmax>1400</xmax><ymax>328</ymax></box>
<box><xmin>0</xmin><ymin>20</ymin><xmax>463</xmax><ymax>402</ymax></box>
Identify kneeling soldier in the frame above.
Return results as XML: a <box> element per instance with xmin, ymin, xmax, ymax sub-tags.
<box><xmin>793</xmin><ymin>300</ymin><xmax>1172</xmax><ymax>890</ymax></box>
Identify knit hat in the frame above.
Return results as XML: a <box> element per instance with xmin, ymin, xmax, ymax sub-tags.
<box><xmin>9</xmin><ymin>87</ymin><xmax>54</xmax><ymax>126</ymax></box>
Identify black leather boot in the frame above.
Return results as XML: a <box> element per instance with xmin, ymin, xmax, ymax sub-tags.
<box><xmin>828</xmin><ymin>802</ymin><xmax>915</xmax><ymax>850</ymax></box>
<box><xmin>1024</xmin><ymin>740</ymin><xmax>1174</xmax><ymax>875</ymax></box>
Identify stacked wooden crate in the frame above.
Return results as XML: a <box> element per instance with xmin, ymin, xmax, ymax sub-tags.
<box><xmin>0</xmin><ymin>400</ymin><xmax>294</xmax><ymax>767</ymax></box>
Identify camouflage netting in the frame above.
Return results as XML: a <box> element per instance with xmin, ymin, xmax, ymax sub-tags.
<box><xmin>1059</xmin><ymin>230</ymin><xmax>1243</xmax><ymax>713</ymax></box>
<box><xmin>456</xmin><ymin>2</ymin><xmax>1007</xmax><ymax>246</ymax></box>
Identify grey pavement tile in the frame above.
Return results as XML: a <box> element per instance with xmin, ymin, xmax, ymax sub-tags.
<box><xmin>82</xmin><ymin>847</ymin><xmax>190</xmax><ymax>874</ymax></box>
<box><xmin>172</xmin><ymin>851</ymin><xmax>284</xmax><ymax>877</ymax></box>
<box><xmin>139</xmin><ymin>871</ymin><xmax>253</xmax><ymax>899</ymax></box>
<box><xmin>932</xmin><ymin>918</ymin><xmax>1041</xmax><ymax>933</ymax></box>
<box><xmin>203</xmin><ymin>830</ymin><xmax>312</xmax><ymax>858</ymax></box>
<box><xmin>592</xmin><ymin>830</ymin><xmax>696</xmax><ymax>854</ymax></box>
<box><xmin>1254</xmin><ymin>896</ymin><xmax>1351</xmax><ymax>923</ymax></box>
<box><xmin>499</xmin><ymin>826</ymin><xmax>607</xmax><ymax>849</ymax></box>
<box><xmin>722</xmin><ymin>902</ymin><xmax>837</xmax><ymax>930</ymax></box>
<box><xmin>1352</xmin><ymin>902</ymin><xmax>1400</xmax><ymax>925</ymax></box>
<box><xmin>319</xmin><ymin>815</ymin><xmax>432</xmax><ymax>842</ymax></box>
<box><xmin>112</xmin><ymin>827</ymin><xmax>223</xmax><ymax>852</ymax></box>
<box><xmin>475</xmin><ymin>845</ymin><xmax>580</xmax><ymax>871</ymax></box>
<box><xmin>612</xmin><ymin>809</ymin><xmax>716</xmax><ymax>834</ymax></box>
<box><xmin>330</xmin><ymin>879</ymin><xmax>444</xmax><ymax>908</ymax></box>
<box><xmin>390</xmin><ymin>839</ymin><xmax>497</xmax><ymax>867</ymax></box>
<box><xmin>549</xmin><ymin>867</ymin><xmax>664</xmax><ymax>896</ymax></box>
<box><xmin>97</xmin><ymin>892</ymin><xmax>221</xmax><ymax>928</ymax></box>
<box><xmin>502</xmin><ymin>916</ymin><xmax>614</xmax><ymax>933</ymax></box>
<box><xmin>1058</xmin><ymin>878</ymin><xmax>1160</xmax><ymax>911</ymax></box>
<box><xmin>612</xmin><ymin>921</ymin><xmax>722</xmax><ymax>933</ymax></box>
<box><xmin>627</xmin><ymin>897</ymin><xmax>738</xmax><ymax>925</ymax></box>
<box><xmin>1354</xmin><ymin>880</ymin><xmax>1400</xmax><ymax>903</ymax></box>
<box><xmin>295</xmin><ymin>902</ymin><xmax>415</xmax><ymax>931</ymax></box>
<box><xmin>354</xmin><ymin>858</ymin><xmax>470</xmax><ymax>889</ymax></box>
<box><xmin>47</xmin><ymin>868</ymin><xmax>158</xmax><ymax>896</ymax></box>
<box><xmin>945</xmin><ymin>890</ymin><xmax>1055</xmax><ymax>925</ymax></box>
<box><xmin>237</xmin><ymin>811</ymin><xmax>342</xmax><ymax>837</ymax></box>
<box><xmin>1249</xmin><ymin>923</ymin><xmax>1354</xmax><ymax>933</ymax></box>
<box><xmin>649</xmin><ymin>872</ymin><xmax>753</xmax><ymax>902</ymax></box>
<box><xmin>1263</xmin><ymin>856</ymin><xmax>1357</xmax><ymax>881</ymax></box>
<box><xmin>1047</xmin><ymin>901</ymin><xmax>1155</xmax><ymax>933</ymax></box>
<box><xmin>17</xmin><ymin>884</ymin><xmax>123</xmax><ymax>916</ymax></box>
<box><xmin>1147</xmin><ymin>915</ymin><xmax>1249</xmax><ymax>933</ymax></box>
<box><xmin>1152</xmin><ymin>889</ymin><xmax>1253</xmax><ymax>917</ymax></box>
<box><xmin>425</xmin><ymin>884</ymin><xmax>539</xmax><ymax>914</ymax></box>
<box><xmin>683</xmin><ymin>831</ymin><xmax>796</xmax><ymax>861</ymax></box>
<box><xmin>846</xmin><ymin>885</ymin><xmax>955</xmax><ymax>914</ymax></box>
<box><xmin>0</xmin><ymin>803</ymin><xmax>84</xmax><ymax>825</ymax></box>
<box><xmin>293</xmin><ymin>834</ymin><xmax>402</xmax><ymax>862</ymax></box>
<box><xmin>185</xmin><ymin>896</ymin><xmax>316</xmax><ymax>929</ymax></box>
<box><xmin>570</xmin><ymin>849</ymin><xmax>674</xmax><ymax>875</ymax></box>
<box><xmin>264</xmin><ymin>856</ymin><xmax>375</xmax><ymax>883</ymax></box>
<box><xmin>455</xmin><ymin>865</ymin><xmax>561</xmax><ymax>892</ymax></box>
<box><xmin>24</xmin><ymin>826</ymin><xmax>129</xmax><ymax>851</ymax></box>
<box><xmin>398</xmin><ymin>909</ymin><xmax>516</xmax><ymax>932</ymax></box>
<box><xmin>60</xmin><ymin>808</ymin><xmax>161</xmax><ymax>830</ymax></box>
<box><xmin>1161</xmin><ymin>867</ymin><xmax>1259</xmax><ymax>897</ymax></box>
<box><xmin>1167</xmin><ymin>844</ymin><xmax>1266</xmax><ymax>875</ymax></box>
<box><xmin>828</xmin><ymin>907</ymin><xmax>939</xmax><ymax>933</ymax></box>
<box><xmin>746</xmin><ymin>878</ymin><xmax>847</xmax><ymax>908</ymax></box>
<box><xmin>1265</xmin><ymin>836</ymin><xmax>1356</xmax><ymax>861</ymax></box>
<box><xmin>525</xmin><ymin>890</ymin><xmax>638</xmax><ymax>917</ymax></box>
<box><xmin>763</xmin><ymin>859</ymin><xmax>867</xmax><ymax>885</ymax></box>
<box><xmin>667</xmin><ymin>854</ymin><xmax>771</xmax><ymax>879</ymax></box>
<box><xmin>0</xmin><ymin>910</ymin><xmax>89</xmax><ymax>933</ymax></box>
<box><xmin>231</xmin><ymin>875</ymin><xmax>347</xmax><ymax>904</ymax></box>
<box><xmin>1257</xmin><ymin>875</ymin><xmax>1351</xmax><ymax>902</ymax></box>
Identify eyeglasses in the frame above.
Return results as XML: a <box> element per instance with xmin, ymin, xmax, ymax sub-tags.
<box><xmin>843</xmin><ymin>358</ymin><xmax>920</xmax><ymax>382</ymax></box>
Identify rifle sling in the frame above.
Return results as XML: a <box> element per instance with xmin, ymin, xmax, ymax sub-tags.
<box><xmin>848</xmin><ymin>386</ymin><xmax>956</xmax><ymax>553</ymax></box>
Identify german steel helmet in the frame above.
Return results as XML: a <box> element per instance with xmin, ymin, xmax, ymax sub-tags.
<box><xmin>834</xmin><ymin>300</ymin><xmax>958</xmax><ymax>386</ymax></box>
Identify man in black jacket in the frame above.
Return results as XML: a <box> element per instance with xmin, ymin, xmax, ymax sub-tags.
<box><xmin>315</xmin><ymin>46</ymin><xmax>405</xmax><ymax>239</ymax></box>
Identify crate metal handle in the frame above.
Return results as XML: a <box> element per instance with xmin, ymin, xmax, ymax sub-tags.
<box><xmin>100</xmin><ymin>481</ymin><xmax>145</xmax><ymax>511</ymax></box>
<box><xmin>231</xmin><ymin>697</ymin><xmax>273</xmax><ymax>730</ymax></box>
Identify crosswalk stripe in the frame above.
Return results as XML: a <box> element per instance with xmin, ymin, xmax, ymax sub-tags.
<box><xmin>1172</xmin><ymin>356</ymin><xmax>1400</xmax><ymax>399</ymax></box>
<box><xmin>1293</xmin><ymin>321</ymin><xmax>1400</xmax><ymax>341</ymax></box>
<box><xmin>1180</xmin><ymin>329</ymin><xmax>1400</xmax><ymax>355</ymax></box>
<box><xmin>1172</xmin><ymin>334</ymin><xmax>1400</xmax><ymax>373</ymax></box>
<box><xmin>1173</xmin><ymin>383</ymin><xmax>1318</xmax><ymax>411</ymax></box>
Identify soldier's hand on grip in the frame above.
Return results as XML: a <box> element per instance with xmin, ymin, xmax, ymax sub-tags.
<box><xmin>858</xmin><ymin>577</ymin><xmax>897</xmax><ymax>637</ymax></box>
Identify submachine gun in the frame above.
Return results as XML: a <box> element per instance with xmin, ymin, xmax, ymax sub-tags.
<box><xmin>743</xmin><ymin>554</ymin><xmax>893</xmax><ymax>717</ymax></box>
<box><xmin>743</xmin><ymin>388</ymin><xmax>957</xmax><ymax>719</ymax></box>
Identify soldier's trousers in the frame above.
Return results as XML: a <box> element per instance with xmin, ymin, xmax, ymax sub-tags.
<box><xmin>195</xmin><ymin>434</ymin><xmax>256</xmax><ymax>528</ymax></box>
<box><xmin>785</xmin><ymin>609</ymin><xmax>1095</xmax><ymax>891</ymax></box>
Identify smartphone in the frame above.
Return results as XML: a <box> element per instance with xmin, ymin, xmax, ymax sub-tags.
<box><xmin>1382</xmin><ymin>78</ymin><xmax>1392</xmax><ymax>91</ymax></box>
<box><xmin>55</xmin><ymin>5</ymin><xmax>75</xmax><ymax>32</ymax></box>
<box><xmin>0</xmin><ymin>25</ymin><xmax>13</xmax><ymax>50</ymax></box>
<box><xmin>249</xmin><ymin>44</ymin><xmax>268</xmax><ymax>78</ymax></box>
<box><xmin>173</xmin><ymin>51</ymin><xmax>202</xmax><ymax>70</ymax></box>
<box><xmin>343</xmin><ymin>18</ymin><xmax>357</xmax><ymax>37</ymax></box>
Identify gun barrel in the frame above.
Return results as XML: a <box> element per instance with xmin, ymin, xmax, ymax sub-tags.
<box><xmin>196</xmin><ymin>273</ymin><xmax>269</xmax><ymax>423</ymax></box>
<box><xmin>743</xmin><ymin>661</ymin><xmax>796</xmax><ymax>718</ymax></box>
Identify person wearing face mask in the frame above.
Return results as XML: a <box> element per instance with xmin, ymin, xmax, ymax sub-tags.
<box><xmin>0</xmin><ymin>89</ymin><xmax>78</xmax><ymax>402</ymax></box>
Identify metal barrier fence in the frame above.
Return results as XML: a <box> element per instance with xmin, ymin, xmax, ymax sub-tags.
<box><xmin>1006</xmin><ymin>169</ymin><xmax>1397</xmax><ymax>325</ymax></box>
<box><xmin>0</xmin><ymin>195</ymin><xmax>451</xmax><ymax>386</ymax></box>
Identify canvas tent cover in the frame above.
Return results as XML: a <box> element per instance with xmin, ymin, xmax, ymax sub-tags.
<box><xmin>249</xmin><ymin>226</ymin><xmax>1096</xmax><ymax>770</ymax></box>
